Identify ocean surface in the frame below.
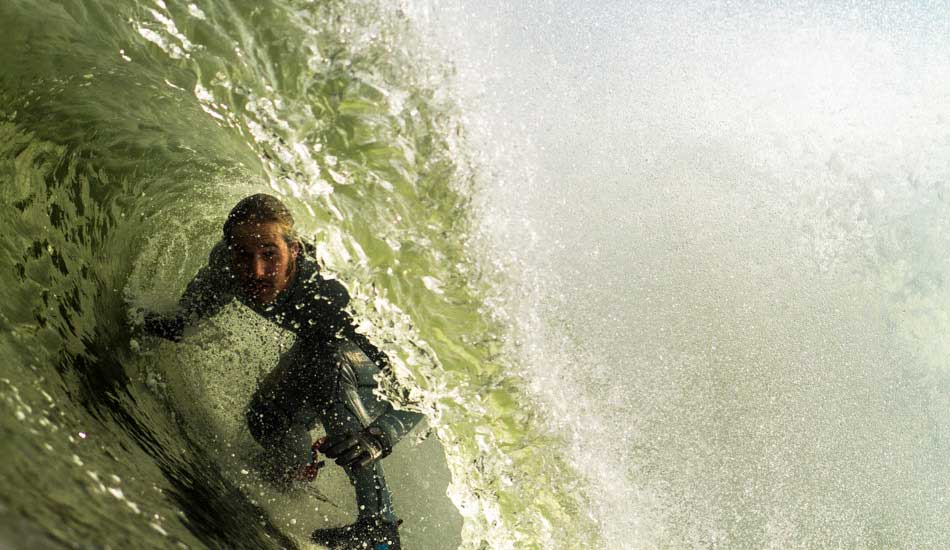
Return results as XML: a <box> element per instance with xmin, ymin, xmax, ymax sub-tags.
<box><xmin>4</xmin><ymin>1</ymin><xmax>950</xmax><ymax>549</ymax></box>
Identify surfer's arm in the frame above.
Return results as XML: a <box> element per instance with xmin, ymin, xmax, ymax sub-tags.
<box><xmin>314</xmin><ymin>275</ymin><xmax>395</xmax><ymax>368</ymax></box>
<box><xmin>143</xmin><ymin>242</ymin><xmax>233</xmax><ymax>341</ymax></box>
<box><xmin>321</xmin><ymin>366</ymin><xmax>425</xmax><ymax>469</ymax></box>
<box><xmin>142</xmin><ymin>312</ymin><xmax>187</xmax><ymax>342</ymax></box>
<box><xmin>323</xmin><ymin>407</ymin><xmax>425</xmax><ymax>470</ymax></box>
<box><xmin>366</xmin><ymin>403</ymin><xmax>425</xmax><ymax>452</ymax></box>
<box><xmin>315</xmin><ymin>277</ymin><xmax>425</xmax><ymax>467</ymax></box>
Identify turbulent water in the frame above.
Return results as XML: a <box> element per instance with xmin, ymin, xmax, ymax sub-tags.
<box><xmin>4</xmin><ymin>1</ymin><xmax>950</xmax><ymax>549</ymax></box>
<box><xmin>0</xmin><ymin>1</ymin><xmax>594</xmax><ymax>548</ymax></box>
<box><xmin>419</xmin><ymin>2</ymin><xmax>950</xmax><ymax>548</ymax></box>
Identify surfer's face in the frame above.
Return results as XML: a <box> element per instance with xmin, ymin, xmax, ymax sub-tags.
<box><xmin>227</xmin><ymin>222</ymin><xmax>299</xmax><ymax>305</ymax></box>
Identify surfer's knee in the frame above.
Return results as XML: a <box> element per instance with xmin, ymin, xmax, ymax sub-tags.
<box><xmin>246</xmin><ymin>395</ymin><xmax>291</xmax><ymax>445</ymax></box>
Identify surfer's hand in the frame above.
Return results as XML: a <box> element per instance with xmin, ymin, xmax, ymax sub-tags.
<box><xmin>141</xmin><ymin>312</ymin><xmax>186</xmax><ymax>342</ymax></box>
<box><xmin>295</xmin><ymin>459</ymin><xmax>326</xmax><ymax>482</ymax></box>
<box><xmin>320</xmin><ymin>427</ymin><xmax>392</xmax><ymax>469</ymax></box>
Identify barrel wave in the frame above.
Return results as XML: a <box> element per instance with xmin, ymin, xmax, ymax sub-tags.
<box><xmin>8</xmin><ymin>1</ymin><xmax>950</xmax><ymax>549</ymax></box>
<box><xmin>0</xmin><ymin>1</ymin><xmax>595</xmax><ymax>549</ymax></box>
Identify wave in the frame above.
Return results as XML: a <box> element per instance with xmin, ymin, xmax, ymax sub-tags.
<box><xmin>0</xmin><ymin>1</ymin><xmax>597</xmax><ymax>548</ymax></box>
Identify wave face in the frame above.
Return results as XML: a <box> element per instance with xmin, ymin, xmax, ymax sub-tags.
<box><xmin>0</xmin><ymin>1</ymin><xmax>596</xmax><ymax>548</ymax></box>
<box><xmin>8</xmin><ymin>1</ymin><xmax>950</xmax><ymax>549</ymax></box>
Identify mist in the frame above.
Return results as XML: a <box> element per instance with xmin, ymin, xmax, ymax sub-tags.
<box><xmin>415</xmin><ymin>2</ymin><xmax>950</xmax><ymax>546</ymax></box>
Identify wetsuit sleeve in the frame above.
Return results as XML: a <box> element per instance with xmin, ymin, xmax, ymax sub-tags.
<box><xmin>343</xmin><ymin>352</ymin><xmax>424</xmax><ymax>453</ymax></box>
<box><xmin>143</xmin><ymin>241</ymin><xmax>234</xmax><ymax>341</ymax></box>
<box><xmin>316</xmin><ymin>277</ymin><xmax>394</xmax><ymax>369</ymax></box>
<box><xmin>317</xmin><ymin>276</ymin><xmax>425</xmax><ymax>448</ymax></box>
<box><xmin>369</xmin><ymin>406</ymin><xmax>425</xmax><ymax>453</ymax></box>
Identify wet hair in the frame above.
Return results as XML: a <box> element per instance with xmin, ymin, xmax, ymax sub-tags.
<box><xmin>223</xmin><ymin>193</ymin><xmax>298</xmax><ymax>245</ymax></box>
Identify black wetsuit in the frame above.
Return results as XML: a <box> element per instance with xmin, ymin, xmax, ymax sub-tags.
<box><xmin>145</xmin><ymin>240</ymin><xmax>423</xmax><ymax>523</ymax></box>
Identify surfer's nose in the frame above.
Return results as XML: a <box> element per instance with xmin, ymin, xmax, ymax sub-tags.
<box><xmin>252</xmin><ymin>257</ymin><xmax>268</xmax><ymax>278</ymax></box>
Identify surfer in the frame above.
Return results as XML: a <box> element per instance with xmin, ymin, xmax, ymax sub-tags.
<box><xmin>140</xmin><ymin>193</ymin><xmax>421</xmax><ymax>550</ymax></box>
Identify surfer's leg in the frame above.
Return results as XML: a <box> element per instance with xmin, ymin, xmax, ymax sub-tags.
<box><xmin>245</xmin><ymin>340</ymin><xmax>323</xmax><ymax>475</ymax></box>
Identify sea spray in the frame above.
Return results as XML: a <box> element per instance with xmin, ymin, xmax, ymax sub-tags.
<box><xmin>418</xmin><ymin>1</ymin><xmax>950</xmax><ymax>546</ymax></box>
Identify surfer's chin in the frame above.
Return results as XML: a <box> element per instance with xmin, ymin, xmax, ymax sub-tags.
<box><xmin>244</xmin><ymin>285</ymin><xmax>278</xmax><ymax>305</ymax></box>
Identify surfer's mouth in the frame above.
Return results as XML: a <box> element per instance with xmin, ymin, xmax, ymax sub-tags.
<box><xmin>245</xmin><ymin>281</ymin><xmax>274</xmax><ymax>296</ymax></box>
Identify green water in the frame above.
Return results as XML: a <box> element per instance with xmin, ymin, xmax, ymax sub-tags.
<box><xmin>0</xmin><ymin>1</ymin><xmax>597</xmax><ymax>548</ymax></box>
<box><xmin>13</xmin><ymin>1</ymin><xmax>950</xmax><ymax>548</ymax></box>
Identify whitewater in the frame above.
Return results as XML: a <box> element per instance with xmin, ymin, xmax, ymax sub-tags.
<box><xmin>3</xmin><ymin>1</ymin><xmax>950</xmax><ymax>549</ymax></box>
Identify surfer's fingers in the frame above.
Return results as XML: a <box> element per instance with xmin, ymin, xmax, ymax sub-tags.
<box><xmin>353</xmin><ymin>453</ymin><xmax>375</xmax><ymax>469</ymax></box>
<box><xmin>324</xmin><ymin>436</ymin><xmax>358</xmax><ymax>458</ymax></box>
<box><xmin>336</xmin><ymin>447</ymin><xmax>365</xmax><ymax>467</ymax></box>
